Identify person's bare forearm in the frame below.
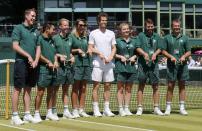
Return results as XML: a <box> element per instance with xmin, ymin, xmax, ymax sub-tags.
<box><xmin>154</xmin><ymin>49</ymin><xmax>161</xmax><ymax>56</ymax></box>
<box><xmin>182</xmin><ymin>51</ymin><xmax>191</xmax><ymax>59</ymax></box>
<box><xmin>40</xmin><ymin>55</ymin><xmax>50</xmax><ymax>64</ymax></box>
<box><xmin>109</xmin><ymin>45</ymin><xmax>116</xmax><ymax>59</ymax></box>
<box><xmin>34</xmin><ymin>46</ymin><xmax>41</xmax><ymax>62</ymax></box>
<box><xmin>115</xmin><ymin>54</ymin><xmax>123</xmax><ymax>60</ymax></box>
<box><xmin>88</xmin><ymin>44</ymin><xmax>102</xmax><ymax>55</ymax></box>
<box><xmin>54</xmin><ymin>55</ymin><xmax>59</xmax><ymax>63</ymax></box>
<box><xmin>72</xmin><ymin>49</ymin><xmax>80</xmax><ymax>54</ymax></box>
<box><xmin>136</xmin><ymin>48</ymin><xmax>147</xmax><ymax>56</ymax></box>
<box><xmin>162</xmin><ymin>50</ymin><xmax>174</xmax><ymax>59</ymax></box>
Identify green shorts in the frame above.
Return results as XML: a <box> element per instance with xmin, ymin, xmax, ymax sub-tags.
<box><xmin>37</xmin><ymin>66</ymin><xmax>59</xmax><ymax>88</ymax></box>
<box><xmin>137</xmin><ymin>64</ymin><xmax>159</xmax><ymax>85</ymax></box>
<box><xmin>74</xmin><ymin>66</ymin><xmax>92</xmax><ymax>81</ymax></box>
<box><xmin>117</xmin><ymin>72</ymin><xmax>137</xmax><ymax>83</ymax></box>
<box><xmin>167</xmin><ymin>64</ymin><xmax>189</xmax><ymax>81</ymax></box>
<box><xmin>57</xmin><ymin>66</ymin><xmax>74</xmax><ymax>85</ymax></box>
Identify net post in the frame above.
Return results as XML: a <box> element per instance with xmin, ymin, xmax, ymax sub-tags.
<box><xmin>5</xmin><ymin>60</ymin><xmax>10</xmax><ymax>119</ymax></box>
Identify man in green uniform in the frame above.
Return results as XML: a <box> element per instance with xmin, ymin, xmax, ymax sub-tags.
<box><xmin>34</xmin><ymin>23</ymin><xmax>60</xmax><ymax>121</ymax></box>
<box><xmin>136</xmin><ymin>18</ymin><xmax>164</xmax><ymax>116</ymax></box>
<box><xmin>52</xmin><ymin>18</ymin><xmax>75</xmax><ymax>119</ymax></box>
<box><xmin>11</xmin><ymin>8</ymin><xmax>40</xmax><ymax>125</ymax></box>
<box><xmin>162</xmin><ymin>19</ymin><xmax>191</xmax><ymax>115</ymax></box>
<box><xmin>71</xmin><ymin>19</ymin><xmax>91</xmax><ymax>118</ymax></box>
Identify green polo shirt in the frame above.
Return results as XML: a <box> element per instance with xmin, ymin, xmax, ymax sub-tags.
<box><xmin>115</xmin><ymin>37</ymin><xmax>140</xmax><ymax>73</ymax></box>
<box><xmin>138</xmin><ymin>32</ymin><xmax>162</xmax><ymax>67</ymax></box>
<box><xmin>53</xmin><ymin>34</ymin><xmax>72</xmax><ymax>65</ymax></box>
<box><xmin>12</xmin><ymin>23</ymin><xmax>39</xmax><ymax>60</ymax></box>
<box><xmin>162</xmin><ymin>33</ymin><xmax>190</xmax><ymax>66</ymax></box>
<box><xmin>70</xmin><ymin>33</ymin><xmax>91</xmax><ymax>67</ymax></box>
<box><xmin>38</xmin><ymin>35</ymin><xmax>56</xmax><ymax>65</ymax></box>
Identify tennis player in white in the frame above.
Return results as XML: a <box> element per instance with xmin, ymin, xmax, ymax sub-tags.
<box><xmin>88</xmin><ymin>12</ymin><xmax>116</xmax><ymax>117</ymax></box>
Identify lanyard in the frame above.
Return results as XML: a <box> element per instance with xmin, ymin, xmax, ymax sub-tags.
<box><xmin>61</xmin><ymin>36</ymin><xmax>67</xmax><ymax>56</ymax></box>
<box><xmin>125</xmin><ymin>38</ymin><xmax>132</xmax><ymax>58</ymax></box>
<box><xmin>145</xmin><ymin>35</ymin><xmax>156</xmax><ymax>50</ymax></box>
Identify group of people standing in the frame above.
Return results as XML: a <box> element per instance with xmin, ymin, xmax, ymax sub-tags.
<box><xmin>11</xmin><ymin>8</ymin><xmax>191</xmax><ymax>125</ymax></box>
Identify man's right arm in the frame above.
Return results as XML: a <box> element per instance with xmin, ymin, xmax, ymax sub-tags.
<box><xmin>161</xmin><ymin>37</ymin><xmax>177</xmax><ymax>63</ymax></box>
<box><xmin>88</xmin><ymin>44</ymin><xmax>100</xmax><ymax>55</ymax></box>
<box><xmin>13</xmin><ymin>41</ymin><xmax>33</xmax><ymax>62</ymax></box>
<box><xmin>12</xmin><ymin>25</ymin><xmax>33</xmax><ymax>62</ymax></box>
<box><xmin>40</xmin><ymin>54</ymin><xmax>53</xmax><ymax>69</ymax></box>
<box><xmin>88</xmin><ymin>32</ymin><xmax>104</xmax><ymax>59</ymax></box>
<box><xmin>88</xmin><ymin>44</ymin><xmax>105</xmax><ymax>60</ymax></box>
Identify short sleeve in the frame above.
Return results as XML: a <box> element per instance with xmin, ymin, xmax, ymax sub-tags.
<box><xmin>157</xmin><ymin>38</ymin><xmax>164</xmax><ymax>50</ymax></box>
<box><xmin>52</xmin><ymin>36</ymin><xmax>58</xmax><ymax>52</ymax></box>
<box><xmin>11</xmin><ymin>25</ymin><xmax>21</xmax><ymax>43</ymax></box>
<box><xmin>37</xmin><ymin>36</ymin><xmax>42</xmax><ymax>47</ymax></box>
<box><xmin>161</xmin><ymin>37</ymin><xmax>168</xmax><ymax>51</ymax></box>
<box><xmin>184</xmin><ymin>36</ymin><xmax>191</xmax><ymax>52</ymax></box>
<box><xmin>115</xmin><ymin>39</ymin><xmax>120</xmax><ymax>53</ymax></box>
<box><xmin>137</xmin><ymin>33</ymin><xmax>144</xmax><ymax>48</ymax></box>
<box><xmin>112</xmin><ymin>32</ymin><xmax>117</xmax><ymax>45</ymax></box>
<box><xmin>36</xmin><ymin>35</ymin><xmax>40</xmax><ymax>46</ymax></box>
<box><xmin>88</xmin><ymin>32</ymin><xmax>95</xmax><ymax>45</ymax></box>
<box><xmin>134</xmin><ymin>37</ymin><xmax>141</xmax><ymax>48</ymax></box>
<box><xmin>35</xmin><ymin>29</ymin><xmax>41</xmax><ymax>46</ymax></box>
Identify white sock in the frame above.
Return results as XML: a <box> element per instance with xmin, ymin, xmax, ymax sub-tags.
<box><xmin>119</xmin><ymin>106</ymin><xmax>123</xmax><ymax>111</ymax></box>
<box><xmin>104</xmin><ymin>101</ymin><xmax>110</xmax><ymax>110</ymax></box>
<box><xmin>125</xmin><ymin>105</ymin><xmax>129</xmax><ymax>109</ymax></box>
<box><xmin>73</xmin><ymin>108</ymin><xmax>78</xmax><ymax>112</ymax></box>
<box><xmin>154</xmin><ymin>104</ymin><xmax>159</xmax><ymax>110</ymax></box>
<box><xmin>35</xmin><ymin>110</ymin><xmax>40</xmax><ymax>115</ymax></box>
<box><xmin>93</xmin><ymin>102</ymin><xmax>99</xmax><ymax>106</ymax></box>
<box><xmin>138</xmin><ymin>104</ymin><xmax>142</xmax><ymax>109</ymax></box>
<box><xmin>64</xmin><ymin>105</ymin><xmax>69</xmax><ymax>112</ymax></box>
<box><xmin>79</xmin><ymin>108</ymin><xmax>84</xmax><ymax>112</ymax></box>
<box><xmin>179</xmin><ymin>101</ymin><xmax>185</xmax><ymax>110</ymax></box>
<box><xmin>12</xmin><ymin>112</ymin><xmax>18</xmax><ymax>116</ymax></box>
<box><xmin>93</xmin><ymin>102</ymin><xmax>99</xmax><ymax>113</ymax></box>
<box><xmin>25</xmin><ymin>111</ymin><xmax>30</xmax><ymax>116</ymax></box>
<box><xmin>154</xmin><ymin>106</ymin><xmax>159</xmax><ymax>111</ymax></box>
<box><xmin>166</xmin><ymin>102</ymin><xmax>171</xmax><ymax>111</ymax></box>
<box><xmin>47</xmin><ymin>109</ymin><xmax>52</xmax><ymax>114</ymax></box>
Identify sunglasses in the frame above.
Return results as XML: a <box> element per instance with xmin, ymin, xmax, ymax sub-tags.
<box><xmin>78</xmin><ymin>24</ymin><xmax>86</xmax><ymax>27</ymax></box>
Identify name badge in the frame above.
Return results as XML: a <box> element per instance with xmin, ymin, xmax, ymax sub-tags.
<box><xmin>81</xmin><ymin>53</ymin><xmax>86</xmax><ymax>57</ymax></box>
<box><xmin>149</xmin><ymin>49</ymin><xmax>154</xmax><ymax>56</ymax></box>
<box><xmin>153</xmin><ymin>39</ymin><xmax>156</xmax><ymax>44</ymax></box>
<box><xmin>174</xmin><ymin>49</ymin><xmax>179</xmax><ymax>55</ymax></box>
<box><xmin>124</xmin><ymin>54</ymin><xmax>130</xmax><ymax>59</ymax></box>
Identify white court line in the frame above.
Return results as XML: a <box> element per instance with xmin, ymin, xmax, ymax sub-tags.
<box><xmin>71</xmin><ymin>119</ymin><xmax>155</xmax><ymax>131</ymax></box>
<box><xmin>0</xmin><ymin>123</ymin><xmax>35</xmax><ymax>131</ymax></box>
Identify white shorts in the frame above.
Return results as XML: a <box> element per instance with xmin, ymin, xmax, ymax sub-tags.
<box><xmin>92</xmin><ymin>67</ymin><xmax>114</xmax><ymax>82</ymax></box>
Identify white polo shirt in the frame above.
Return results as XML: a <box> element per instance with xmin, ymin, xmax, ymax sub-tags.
<box><xmin>89</xmin><ymin>29</ymin><xmax>116</xmax><ymax>68</ymax></box>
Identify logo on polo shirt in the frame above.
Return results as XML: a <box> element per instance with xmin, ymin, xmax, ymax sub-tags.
<box><xmin>83</xmin><ymin>39</ymin><xmax>87</xmax><ymax>43</ymax></box>
<box><xmin>68</xmin><ymin>42</ymin><xmax>72</xmax><ymax>46</ymax></box>
<box><xmin>33</xmin><ymin>32</ymin><xmax>37</xmax><ymax>36</ymax></box>
<box><xmin>153</xmin><ymin>39</ymin><xmax>156</xmax><ymax>44</ymax></box>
